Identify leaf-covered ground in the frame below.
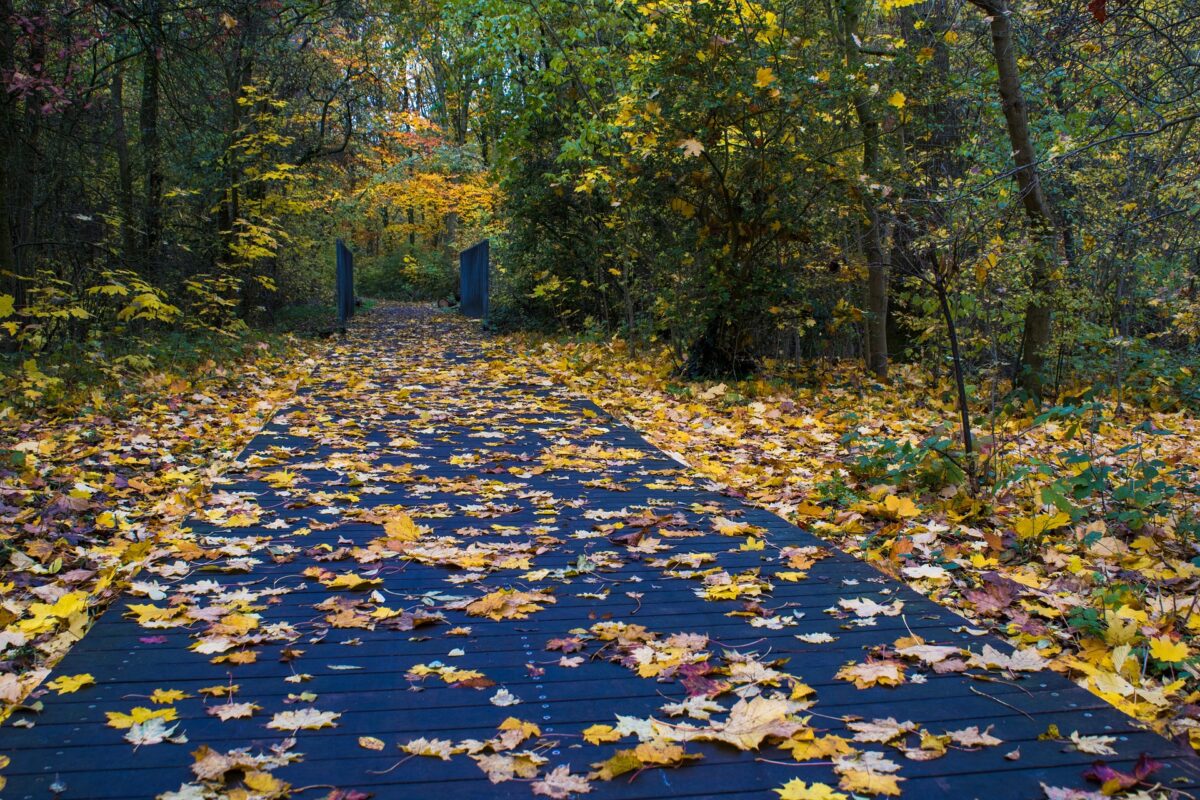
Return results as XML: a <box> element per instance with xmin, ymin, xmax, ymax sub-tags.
<box><xmin>0</xmin><ymin>304</ymin><xmax>1197</xmax><ymax>799</ymax></box>
<box><xmin>0</xmin><ymin>337</ymin><xmax>314</xmax><ymax>709</ymax></box>
<box><xmin>508</xmin><ymin>333</ymin><xmax>1200</xmax><ymax>752</ymax></box>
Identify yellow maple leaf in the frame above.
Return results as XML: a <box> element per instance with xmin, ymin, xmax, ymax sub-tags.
<box><xmin>754</xmin><ymin>66</ymin><xmax>776</xmax><ymax>88</ymax></box>
<box><xmin>712</xmin><ymin>517</ymin><xmax>759</xmax><ymax>536</ymax></box>
<box><xmin>634</xmin><ymin>741</ymin><xmax>688</xmax><ymax>764</ymax></box>
<box><xmin>214</xmin><ymin>613</ymin><xmax>260</xmax><ymax>635</ymax></box>
<box><xmin>439</xmin><ymin>667</ymin><xmax>483</xmax><ymax>683</ymax></box>
<box><xmin>839</xmin><ymin>769</ymin><xmax>902</xmax><ymax>796</ymax></box>
<box><xmin>583</xmin><ymin>723</ymin><xmax>622</xmax><ymax>745</ymax></box>
<box><xmin>243</xmin><ymin>771</ymin><xmax>287</xmax><ymax>794</ymax></box>
<box><xmin>886</xmin><ymin>91</ymin><xmax>907</xmax><ymax>109</ymax></box>
<box><xmin>125</xmin><ymin>603</ymin><xmax>177</xmax><ymax>624</ymax></box>
<box><xmin>106</xmin><ymin>706</ymin><xmax>177</xmax><ymax>730</ymax></box>
<box><xmin>783</xmin><ymin>733</ymin><xmax>854</xmax><ymax>760</ymax></box>
<box><xmin>461</xmin><ymin>588</ymin><xmax>555</xmax><ymax>620</ymax></box>
<box><xmin>881</xmin><ymin>494</ymin><xmax>920</xmax><ymax>519</ymax></box>
<box><xmin>790</xmin><ymin>681</ymin><xmax>816</xmax><ymax>701</ymax></box>
<box><xmin>1149</xmin><ymin>636</ymin><xmax>1190</xmax><ymax>663</ymax></box>
<box><xmin>498</xmin><ymin>717</ymin><xmax>542</xmax><ymax>738</ymax></box>
<box><xmin>213</xmin><ymin>650</ymin><xmax>258</xmax><ymax>665</ymax></box>
<box><xmin>323</xmin><ymin>572</ymin><xmax>383</xmax><ymax>591</ymax></box>
<box><xmin>835</xmin><ymin>660</ymin><xmax>906</xmax><ymax>689</ymax></box>
<box><xmin>1013</xmin><ymin>512</ymin><xmax>1071</xmax><ymax>539</ymax></box>
<box><xmin>384</xmin><ymin>512</ymin><xmax>426</xmax><ymax>541</ymax></box>
<box><xmin>775</xmin><ymin>780</ymin><xmax>847</xmax><ymax>800</ymax></box>
<box><xmin>261</xmin><ymin>469</ymin><xmax>297</xmax><ymax>488</ymax></box>
<box><xmin>1104</xmin><ymin>616</ymin><xmax>1139</xmax><ymax>646</ymax></box>
<box><xmin>46</xmin><ymin>673</ymin><xmax>94</xmax><ymax>694</ymax></box>
<box><xmin>687</xmin><ymin>695</ymin><xmax>795</xmax><ymax>750</ymax></box>
<box><xmin>48</xmin><ymin>592</ymin><xmax>87</xmax><ymax>618</ymax></box>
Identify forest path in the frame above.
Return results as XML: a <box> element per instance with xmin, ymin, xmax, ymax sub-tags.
<box><xmin>1</xmin><ymin>304</ymin><xmax>1198</xmax><ymax>799</ymax></box>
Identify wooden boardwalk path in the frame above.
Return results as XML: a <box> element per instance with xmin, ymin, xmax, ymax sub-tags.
<box><xmin>2</xmin><ymin>305</ymin><xmax>1198</xmax><ymax>799</ymax></box>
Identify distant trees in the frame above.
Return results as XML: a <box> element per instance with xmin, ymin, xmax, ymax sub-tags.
<box><xmin>457</xmin><ymin>0</ymin><xmax>1199</xmax><ymax>403</ymax></box>
<box><xmin>0</xmin><ymin>0</ymin><xmax>495</xmax><ymax>375</ymax></box>
<box><xmin>3</xmin><ymin>0</ymin><xmax>1199</xmax><ymax>416</ymax></box>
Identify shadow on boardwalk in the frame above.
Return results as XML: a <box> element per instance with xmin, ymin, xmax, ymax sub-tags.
<box><xmin>2</xmin><ymin>304</ymin><xmax>1198</xmax><ymax>799</ymax></box>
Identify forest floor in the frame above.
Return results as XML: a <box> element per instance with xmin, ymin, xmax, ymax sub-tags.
<box><xmin>0</xmin><ymin>334</ymin><xmax>315</xmax><ymax>708</ymax></box>
<box><xmin>508</xmin><ymin>330</ymin><xmax>1200</xmax><ymax>752</ymax></box>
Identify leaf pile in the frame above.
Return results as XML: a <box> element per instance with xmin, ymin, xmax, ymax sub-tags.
<box><xmin>0</xmin><ymin>338</ymin><xmax>313</xmax><ymax>713</ymax></box>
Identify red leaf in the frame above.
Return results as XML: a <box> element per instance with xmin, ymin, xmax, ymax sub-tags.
<box><xmin>451</xmin><ymin>676</ymin><xmax>495</xmax><ymax>689</ymax></box>
<box><xmin>1084</xmin><ymin>753</ymin><xmax>1163</xmax><ymax>791</ymax></box>
<box><xmin>546</xmin><ymin>636</ymin><xmax>585</xmax><ymax>653</ymax></box>
<box><xmin>1088</xmin><ymin>0</ymin><xmax>1107</xmax><ymax>23</ymax></box>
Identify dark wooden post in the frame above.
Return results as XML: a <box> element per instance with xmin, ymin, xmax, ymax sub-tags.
<box><xmin>336</xmin><ymin>239</ymin><xmax>355</xmax><ymax>327</ymax></box>
<box><xmin>459</xmin><ymin>239</ymin><xmax>489</xmax><ymax>320</ymax></box>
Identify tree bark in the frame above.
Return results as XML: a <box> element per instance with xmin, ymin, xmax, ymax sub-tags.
<box><xmin>0</xmin><ymin>0</ymin><xmax>19</xmax><ymax>302</ymax></box>
<box><xmin>864</xmin><ymin>205</ymin><xmax>891</xmax><ymax>380</ymax></box>
<box><xmin>139</xmin><ymin>0</ymin><xmax>163</xmax><ymax>265</ymax></box>
<box><xmin>112</xmin><ymin>65</ymin><xmax>137</xmax><ymax>260</ymax></box>
<box><xmin>219</xmin><ymin>19</ymin><xmax>254</xmax><ymax>264</ymax></box>
<box><xmin>13</xmin><ymin>0</ymin><xmax>45</xmax><ymax>301</ymax></box>
<box><xmin>934</xmin><ymin>264</ymin><xmax>977</xmax><ymax>492</ymax></box>
<box><xmin>972</xmin><ymin>0</ymin><xmax>1058</xmax><ymax>400</ymax></box>
<box><xmin>842</xmin><ymin>0</ymin><xmax>890</xmax><ymax>380</ymax></box>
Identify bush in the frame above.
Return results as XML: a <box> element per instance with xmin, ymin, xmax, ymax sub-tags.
<box><xmin>357</xmin><ymin>249</ymin><xmax>456</xmax><ymax>302</ymax></box>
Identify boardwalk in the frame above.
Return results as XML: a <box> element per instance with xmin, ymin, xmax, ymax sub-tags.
<box><xmin>2</xmin><ymin>305</ymin><xmax>1197</xmax><ymax>799</ymax></box>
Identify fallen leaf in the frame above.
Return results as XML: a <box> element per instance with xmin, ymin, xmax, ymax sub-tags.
<box><xmin>267</xmin><ymin>708</ymin><xmax>340</xmax><ymax>731</ymax></box>
<box><xmin>531</xmin><ymin>765</ymin><xmax>592</xmax><ymax>798</ymax></box>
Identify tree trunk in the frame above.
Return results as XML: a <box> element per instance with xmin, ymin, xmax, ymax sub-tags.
<box><xmin>864</xmin><ymin>207</ymin><xmax>891</xmax><ymax>380</ymax></box>
<box><xmin>682</xmin><ymin>306</ymin><xmax>756</xmax><ymax>379</ymax></box>
<box><xmin>0</xmin><ymin>0</ymin><xmax>19</xmax><ymax>303</ymax></box>
<box><xmin>842</xmin><ymin>0</ymin><xmax>890</xmax><ymax>380</ymax></box>
<box><xmin>444</xmin><ymin>210</ymin><xmax>458</xmax><ymax>265</ymax></box>
<box><xmin>13</xmin><ymin>0</ymin><xmax>44</xmax><ymax>300</ymax></box>
<box><xmin>219</xmin><ymin>24</ymin><xmax>254</xmax><ymax>264</ymax></box>
<box><xmin>934</xmin><ymin>264</ymin><xmax>977</xmax><ymax>492</ymax></box>
<box><xmin>139</xmin><ymin>0</ymin><xmax>163</xmax><ymax>265</ymax></box>
<box><xmin>112</xmin><ymin>65</ymin><xmax>137</xmax><ymax>260</ymax></box>
<box><xmin>974</xmin><ymin>0</ymin><xmax>1058</xmax><ymax>400</ymax></box>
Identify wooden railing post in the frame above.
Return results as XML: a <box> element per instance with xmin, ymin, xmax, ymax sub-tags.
<box><xmin>336</xmin><ymin>239</ymin><xmax>355</xmax><ymax>327</ymax></box>
<box><xmin>458</xmin><ymin>239</ymin><xmax>489</xmax><ymax>320</ymax></box>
